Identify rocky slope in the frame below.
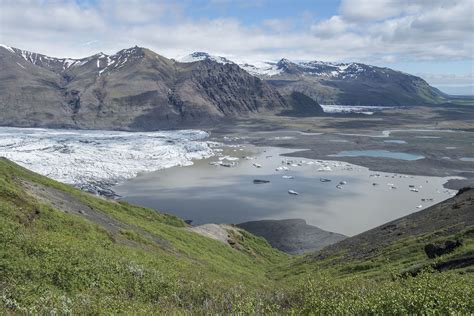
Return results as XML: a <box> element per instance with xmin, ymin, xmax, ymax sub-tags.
<box><xmin>241</xmin><ymin>58</ymin><xmax>447</xmax><ymax>106</ymax></box>
<box><xmin>293</xmin><ymin>187</ymin><xmax>474</xmax><ymax>277</ymax></box>
<box><xmin>237</xmin><ymin>219</ymin><xmax>346</xmax><ymax>254</ymax></box>
<box><xmin>0</xmin><ymin>45</ymin><xmax>311</xmax><ymax>130</ymax></box>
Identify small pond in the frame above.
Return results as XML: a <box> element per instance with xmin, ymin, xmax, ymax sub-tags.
<box><xmin>329</xmin><ymin>150</ymin><xmax>424</xmax><ymax>161</ymax></box>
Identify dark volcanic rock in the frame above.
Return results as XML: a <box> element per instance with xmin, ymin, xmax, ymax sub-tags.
<box><xmin>253</xmin><ymin>179</ymin><xmax>270</xmax><ymax>184</ymax></box>
<box><xmin>237</xmin><ymin>219</ymin><xmax>346</xmax><ymax>254</ymax></box>
<box><xmin>424</xmin><ymin>240</ymin><xmax>463</xmax><ymax>259</ymax></box>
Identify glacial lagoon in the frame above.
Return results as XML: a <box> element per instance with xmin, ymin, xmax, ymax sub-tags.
<box><xmin>115</xmin><ymin>145</ymin><xmax>456</xmax><ymax>236</ymax></box>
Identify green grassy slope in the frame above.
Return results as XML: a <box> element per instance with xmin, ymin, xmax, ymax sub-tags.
<box><xmin>0</xmin><ymin>158</ymin><xmax>288</xmax><ymax>314</ymax></box>
<box><xmin>0</xmin><ymin>158</ymin><xmax>473</xmax><ymax>314</ymax></box>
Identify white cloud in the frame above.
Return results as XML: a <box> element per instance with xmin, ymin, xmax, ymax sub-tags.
<box><xmin>263</xmin><ymin>19</ymin><xmax>293</xmax><ymax>32</ymax></box>
<box><xmin>310</xmin><ymin>16</ymin><xmax>349</xmax><ymax>38</ymax></box>
<box><xmin>0</xmin><ymin>0</ymin><xmax>472</xmax><ymax>76</ymax></box>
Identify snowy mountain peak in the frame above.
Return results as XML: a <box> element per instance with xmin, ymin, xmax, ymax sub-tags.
<box><xmin>178</xmin><ymin>52</ymin><xmax>234</xmax><ymax>65</ymax></box>
<box><xmin>276</xmin><ymin>58</ymin><xmax>293</xmax><ymax>66</ymax></box>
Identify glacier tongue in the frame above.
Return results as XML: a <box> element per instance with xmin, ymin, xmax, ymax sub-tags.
<box><xmin>0</xmin><ymin>127</ymin><xmax>215</xmax><ymax>196</ymax></box>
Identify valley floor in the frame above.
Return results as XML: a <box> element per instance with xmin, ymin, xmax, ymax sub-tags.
<box><xmin>211</xmin><ymin>105</ymin><xmax>474</xmax><ymax>190</ymax></box>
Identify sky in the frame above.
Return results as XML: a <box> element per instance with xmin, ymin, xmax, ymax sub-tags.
<box><xmin>1</xmin><ymin>0</ymin><xmax>473</xmax><ymax>94</ymax></box>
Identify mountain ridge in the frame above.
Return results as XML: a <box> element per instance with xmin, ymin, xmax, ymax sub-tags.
<box><xmin>1</xmin><ymin>44</ymin><xmax>308</xmax><ymax>130</ymax></box>
<box><xmin>0</xmin><ymin>44</ymin><xmax>447</xmax><ymax>130</ymax></box>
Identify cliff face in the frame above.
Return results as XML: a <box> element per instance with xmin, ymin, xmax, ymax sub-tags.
<box><xmin>0</xmin><ymin>46</ymin><xmax>294</xmax><ymax>130</ymax></box>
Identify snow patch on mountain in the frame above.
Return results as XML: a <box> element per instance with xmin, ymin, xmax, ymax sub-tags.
<box><xmin>179</xmin><ymin>52</ymin><xmax>233</xmax><ymax>65</ymax></box>
<box><xmin>239</xmin><ymin>62</ymin><xmax>283</xmax><ymax>76</ymax></box>
<box><xmin>0</xmin><ymin>127</ymin><xmax>215</xmax><ymax>195</ymax></box>
<box><xmin>0</xmin><ymin>44</ymin><xmax>15</xmax><ymax>53</ymax></box>
<box><xmin>1</xmin><ymin>45</ymin><xmax>146</xmax><ymax>75</ymax></box>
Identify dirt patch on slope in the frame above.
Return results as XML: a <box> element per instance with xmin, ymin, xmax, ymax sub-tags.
<box><xmin>187</xmin><ymin>224</ymin><xmax>243</xmax><ymax>247</ymax></box>
<box><xmin>21</xmin><ymin>180</ymin><xmax>170</xmax><ymax>248</ymax></box>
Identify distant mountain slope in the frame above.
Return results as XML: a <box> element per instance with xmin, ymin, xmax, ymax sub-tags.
<box><xmin>0</xmin><ymin>46</ymin><xmax>308</xmax><ymax>130</ymax></box>
<box><xmin>241</xmin><ymin>59</ymin><xmax>447</xmax><ymax>106</ymax></box>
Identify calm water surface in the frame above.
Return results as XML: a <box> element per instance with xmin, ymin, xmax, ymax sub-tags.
<box><xmin>329</xmin><ymin>150</ymin><xmax>424</xmax><ymax>161</ymax></box>
<box><xmin>115</xmin><ymin>146</ymin><xmax>455</xmax><ymax>236</ymax></box>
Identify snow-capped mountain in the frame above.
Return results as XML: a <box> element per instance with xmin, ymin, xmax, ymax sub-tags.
<box><xmin>242</xmin><ymin>58</ymin><xmax>393</xmax><ymax>80</ymax></box>
<box><xmin>239</xmin><ymin>57</ymin><xmax>445</xmax><ymax>106</ymax></box>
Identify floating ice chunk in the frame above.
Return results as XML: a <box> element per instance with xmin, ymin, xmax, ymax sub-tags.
<box><xmin>220</xmin><ymin>162</ymin><xmax>237</xmax><ymax>168</ymax></box>
<box><xmin>276</xmin><ymin>166</ymin><xmax>290</xmax><ymax>171</ymax></box>
<box><xmin>317</xmin><ymin>166</ymin><xmax>332</xmax><ymax>172</ymax></box>
<box><xmin>218</xmin><ymin>156</ymin><xmax>239</xmax><ymax>161</ymax></box>
<box><xmin>282</xmin><ymin>175</ymin><xmax>294</xmax><ymax>179</ymax></box>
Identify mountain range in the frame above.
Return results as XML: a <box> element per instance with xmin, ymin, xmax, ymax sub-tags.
<box><xmin>0</xmin><ymin>45</ymin><xmax>447</xmax><ymax>130</ymax></box>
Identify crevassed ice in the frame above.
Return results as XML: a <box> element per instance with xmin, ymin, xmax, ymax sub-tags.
<box><xmin>0</xmin><ymin>127</ymin><xmax>215</xmax><ymax>194</ymax></box>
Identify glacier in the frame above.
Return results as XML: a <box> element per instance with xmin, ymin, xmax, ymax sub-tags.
<box><xmin>0</xmin><ymin>127</ymin><xmax>215</xmax><ymax>196</ymax></box>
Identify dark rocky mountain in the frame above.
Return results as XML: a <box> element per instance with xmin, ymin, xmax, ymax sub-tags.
<box><xmin>241</xmin><ymin>58</ymin><xmax>447</xmax><ymax>106</ymax></box>
<box><xmin>237</xmin><ymin>218</ymin><xmax>346</xmax><ymax>254</ymax></box>
<box><xmin>0</xmin><ymin>45</ymin><xmax>320</xmax><ymax>130</ymax></box>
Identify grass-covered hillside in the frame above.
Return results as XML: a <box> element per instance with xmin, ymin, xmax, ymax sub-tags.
<box><xmin>0</xmin><ymin>157</ymin><xmax>473</xmax><ymax>314</ymax></box>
